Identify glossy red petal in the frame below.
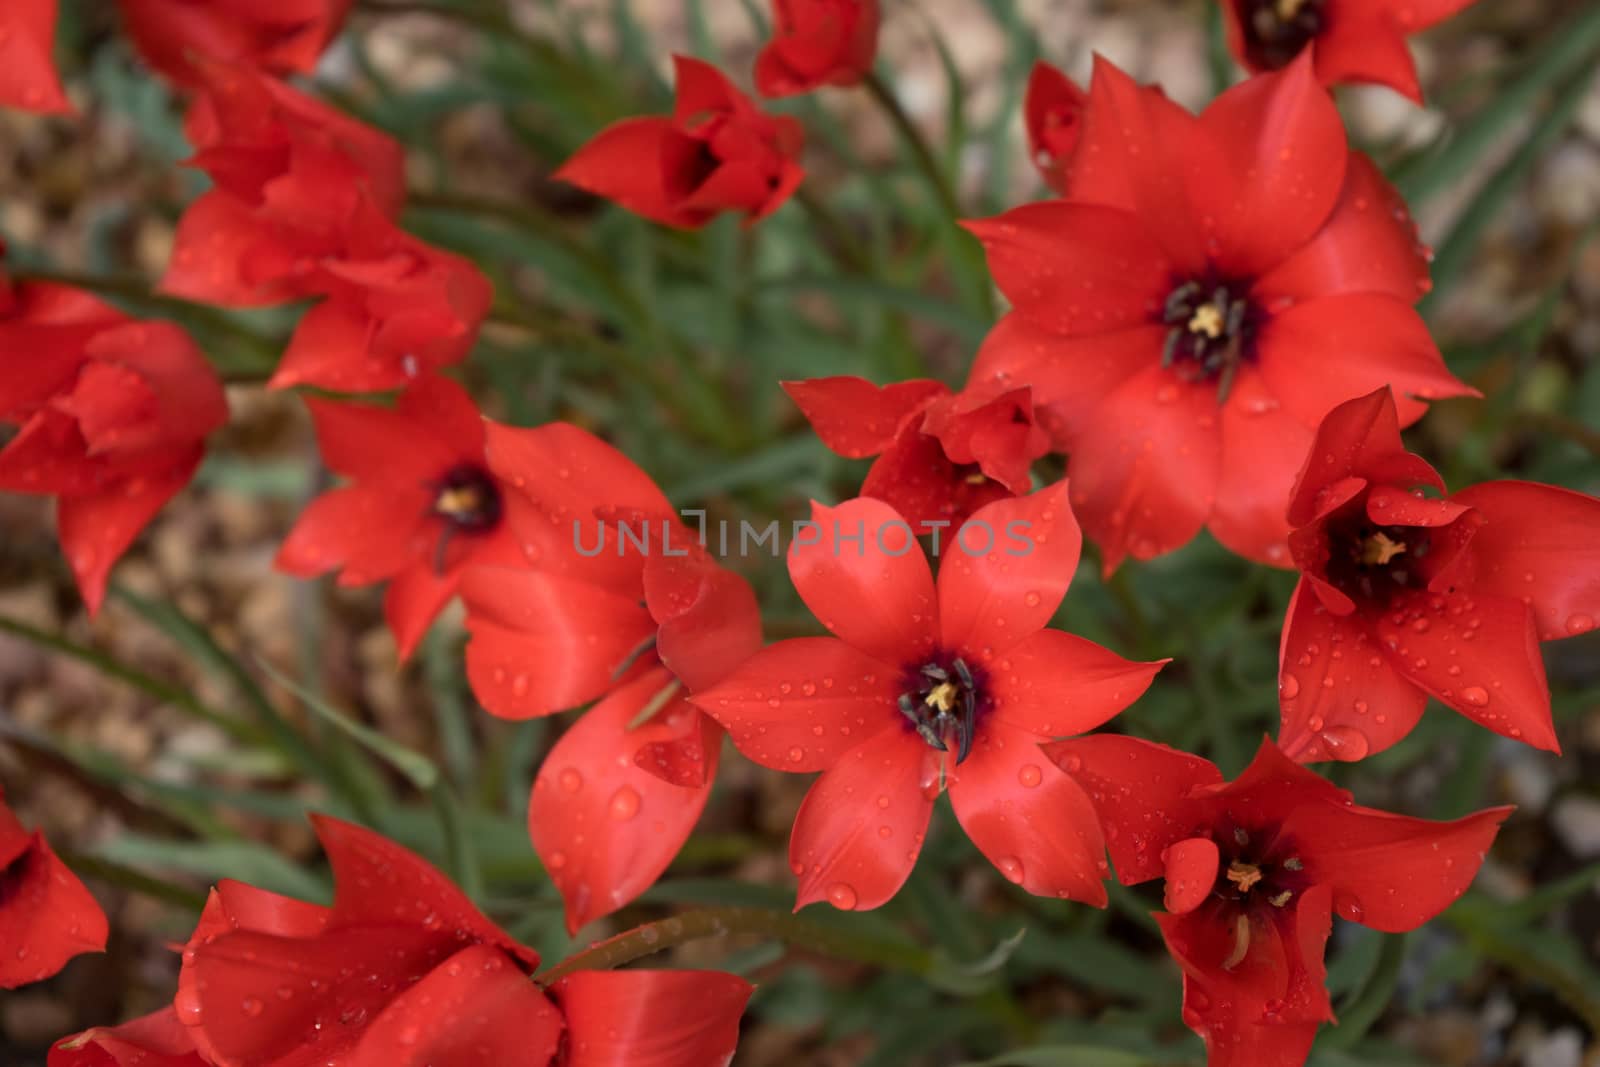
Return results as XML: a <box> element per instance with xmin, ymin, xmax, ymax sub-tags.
<box><xmin>1286</xmin><ymin>387</ymin><xmax>1442</xmax><ymax>528</ymax></box>
<box><xmin>988</xmin><ymin>628</ymin><xmax>1165</xmax><ymax>738</ymax></box>
<box><xmin>1276</xmin><ymin>579</ymin><xmax>1428</xmax><ymax>763</ymax></box>
<box><xmin>1224</xmin><ymin>737</ymin><xmax>1354</xmax><ymax>812</ymax></box>
<box><xmin>791</xmin><ymin>497</ymin><xmax>937</xmax><ymax>664</ymax></box>
<box><xmin>0</xmin><ymin>0</ymin><xmax>69</xmax><ymax>114</ymax></box>
<box><xmin>57</xmin><ymin>456</ymin><xmax>198</xmax><ymax>617</ymax></box>
<box><xmin>936</xmin><ymin>481</ymin><xmax>1081</xmax><ymax>656</ymax></box>
<box><xmin>1067</xmin><ymin>364</ymin><xmax>1222</xmax><ymax>573</ymax></box>
<box><xmin>1284</xmin><ymin>799</ymin><xmax>1509</xmax><ymax>932</ymax></box>
<box><xmin>690</xmin><ymin>637</ymin><xmax>898</xmax><ymax>772</ymax></box>
<box><xmin>948</xmin><ymin>722</ymin><xmax>1108</xmax><ymax>905</ymax></box>
<box><xmin>962</xmin><ymin>202</ymin><xmax>1174</xmax><ymax>337</ymax></box>
<box><xmin>530</xmin><ymin>668</ymin><xmax>717</xmax><ymax>933</ymax></box>
<box><xmin>1375</xmin><ymin>590</ymin><xmax>1557</xmax><ymax>752</ymax></box>
<box><xmin>555</xmin><ymin>117</ymin><xmax>705</xmax><ymax>228</ymax></box>
<box><xmin>1312</xmin><ymin>12</ymin><xmax>1423</xmax><ymax>102</ymax></box>
<box><xmin>789</xmin><ymin>725</ymin><xmax>935</xmax><ymax>911</ymax></box>
<box><xmin>1450</xmin><ymin>480</ymin><xmax>1600</xmax><ymax>641</ymax></box>
<box><xmin>273</xmin><ymin>485</ymin><xmax>431</xmax><ymax>584</ymax></box>
<box><xmin>551</xmin><ymin>969</ymin><xmax>753</xmax><ymax>1067</ymax></box>
<box><xmin>210</xmin><ymin>878</ymin><xmax>329</xmax><ymax>938</ymax></box>
<box><xmin>1258</xmin><ymin>295</ymin><xmax>1475</xmax><ymax>431</ymax></box>
<box><xmin>1045</xmin><ymin>734</ymin><xmax>1223</xmax><ymax>884</ymax></box>
<box><xmin>1395</xmin><ymin>0</ymin><xmax>1481</xmax><ymax>30</ymax></box>
<box><xmin>923</xmin><ymin>385</ymin><xmax>1050</xmax><ymax>496</ymax></box>
<box><xmin>1163</xmin><ymin>837</ymin><xmax>1220</xmax><ymax>914</ymax></box>
<box><xmin>161</xmin><ymin>192</ymin><xmax>311</xmax><ymax>307</ymax></box>
<box><xmin>1023</xmin><ymin>60</ymin><xmax>1087</xmax><ymax>193</ymax></box>
<box><xmin>1209</xmin><ymin>370</ymin><xmax>1307</xmax><ymax>567</ymax></box>
<box><xmin>349</xmin><ymin>945</ymin><xmax>562</xmax><ymax>1067</ymax></box>
<box><xmin>1365</xmin><ymin>484</ymin><xmax>1473</xmax><ymax>528</ymax></box>
<box><xmin>859</xmin><ymin>424</ymin><xmax>1015</xmax><ymax>536</ymax></box>
<box><xmin>0</xmin><ymin>830</ymin><xmax>107</xmax><ymax>988</ymax></box>
<box><xmin>304</xmin><ymin>380</ymin><xmax>479</xmax><ymax>486</ymax></box>
<box><xmin>383</xmin><ymin>562</ymin><xmax>461</xmax><ymax>662</ymax></box>
<box><xmin>644</xmin><ymin>548</ymin><xmax>764</xmax><ymax>693</ymax></box>
<box><xmin>50</xmin><ymin>1009</ymin><xmax>208</xmax><ymax>1067</ymax></box>
<box><xmin>780</xmin><ymin>376</ymin><xmax>945</xmax><ymax>458</ymax></box>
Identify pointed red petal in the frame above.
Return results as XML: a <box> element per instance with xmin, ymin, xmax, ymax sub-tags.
<box><xmin>161</xmin><ymin>192</ymin><xmax>310</xmax><ymax>307</ymax></box>
<box><xmin>1209</xmin><ymin>370</ymin><xmax>1306</xmax><ymax>567</ymax></box>
<box><xmin>988</xmin><ymin>628</ymin><xmax>1165</xmax><ymax>737</ymax></box>
<box><xmin>304</xmin><ymin>380</ymin><xmax>478</xmax><ymax>486</ymax></box>
<box><xmin>551</xmin><ymin>969</ymin><xmax>753</xmax><ymax>1067</ymax></box>
<box><xmin>1023</xmin><ymin>60</ymin><xmax>1087</xmax><ymax>193</ymax></box>
<box><xmin>273</xmin><ymin>485</ymin><xmax>431</xmax><ymax>584</ymax></box>
<box><xmin>49</xmin><ymin>1008</ymin><xmax>208</xmax><ymax>1067</ymax></box>
<box><xmin>554</xmin><ymin>117</ymin><xmax>704</xmax><ymax>228</ymax></box>
<box><xmin>1312</xmin><ymin>12</ymin><xmax>1423</xmax><ymax>101</ymax></box>
<box><xmin>1162</xmin><ymin>838</ymin><xmax>1220</xmax><ymax>914</ymax></box>
<box><xmin>644</xmin><ymin>549</ymin><xmax>763</xmax><ymax>693</ymax></box>
<box><xmin>859</xmin><ymin>426</ymin><xmax>1014</xmax><ymax>536</ymax></box>
<box><xmin>57</xmin><ymin>456</ymin><xmax>198</xmax><ymax>617</ymax></box>
<box><xmin>0</xmin><ymin>831</ymin><xmax>107</xmax><ymax>989</ymax></box>
<box><xmin>780</xmin><ymin>376</ymin><xmax>945</xmax><ymax>458</ymax></box>
<box><xmin>383</xmin><ymin>562</ymin><xmax>460</xmax><ymax>662</ymax></box>
<box><xmin>1285</xmin><ymin>387</ymin><xmax>1442</xmax><ymax>528</ymax></box>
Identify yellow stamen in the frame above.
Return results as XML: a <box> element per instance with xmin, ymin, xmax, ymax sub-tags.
<box><xmin>1225</xmin><ymin>862</ymin><xmax>1263</xmax><ymax>893</ymax></box>
<box><xmin>1276</xmin><ymin>0</ymin><xmax>1309</xmax><ymax>19</ymax></box>
<box><xmin>1188</xmin><ymin>303</ymin><xmax>1225</xmax><ymax>339</ymax></box>
<box><xmin>1222</xmin><ymin>913</ymin><xmax>1252</xmax><ymax>971</ymax></box>
<box><xmin>1359</xmin><ymin>531</ymin><xmax>1407</xmax><ymax>566</ymax></box>
<box><xmin>436</xmin><ymin>485</ymin><xmax>484</xmax><ymax>518</ymax></box>
<box><xmin>1268</xmin><ymin>890</ymin><xmax>1293</xmax><ymax>908</ymax></box>
<box><xmin>964</xmin><ymin>471</ymin><xmax>989</xmax><ymax>486</ymax></box>
<box><xmin>924</xmin><ymin>682</ymin><xmax>959</xmax><ymax>713</ymax></box>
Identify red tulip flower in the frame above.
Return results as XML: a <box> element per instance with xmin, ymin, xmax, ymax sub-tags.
<box><xmin>0</xmin><ymin>0</ymin><xmax>70</xmax><ymax>113</ymax></box>
<box><xmin>0</xmin><ymin>786</ymin><xmax>107</xmax><ymax>989</ymax></box>
<box><xmin>1218</xmin><ymin>0</ymin><xmax>1479</xmax><ymax>103</ymax></box>
<box><xmin>460</xmin><ymin>422</ymin><xmax>762</xmax><ymax>931</ymax></box>
<box><xmin>754</xmin><ymin>0</ymin><xmax>879</xmax><ymax>98</ymax></box>
<box><xmin>693</xmin><ymin>484</ymin><xmax>1166</xmax><ymax>910</ymax></box>
<box><xmin>557</xmin><ymin>55</ymin><xmax>805</xmax><ymax>229</ymax></box>
<box><xmin>0</xmin><ymin>282</ymin><xmax>228</xmax><ymax>614</ymax></box>
<box><xmin>783</xmin><ymin>375</ymin><xmax>1050</xmax><ymax>535</ymax></box>
<box><xmin>1277</xmin><ymin>387</ymin><xmax>1600</xmax><ymax>762</ymax></box>
<box><xmin>1048</xmin><ymin>735</ymin><xmax>1507</xmax><ymax>1067</ymax></box>
<box><xmin>117</xmin><ymin>0</ymin><xmax>354</xmax><ymax>89</ymax></box>
<box><xmin>966</xmin><ymin>54</ymin><xmax>1472</xmax><ymax>573</ymax></box>
<box><xmin>1024</xmin><ymin>61</ymin><xmax>1087</xmax><ymax>194</ymax></box>
<box><xmin>49</xmin><ymin>815</ymin><xmax>752</xmax><ymax>1067</ymax></box>
<box><xmin>162</xmin><ymin>62</ymin><xmax>406</xmax><ymax>308</ymax></box>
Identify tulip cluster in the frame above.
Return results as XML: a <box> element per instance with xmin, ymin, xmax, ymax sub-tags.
<box><xmin>3</xmin><ymin>1</ymin><xmax>1596</xmax><ymax>1066</ymax></box>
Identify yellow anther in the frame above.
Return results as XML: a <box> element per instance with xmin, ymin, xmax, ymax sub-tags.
<box><xmin>1276</xmin><ymin>0</ymin><xmax>1309</xmax><ymax>19</ymax></box>
<box><xmin>1225</xmin><ymin>862</ymin><xmax>1263</xmax><ymax>893</ymax></box>
<box><xmin>436</xmin><ymin>485</ymin><xmax>484</xmax><ymax>518</ymax></box>
<box><xmin>964</xmin><ymin>471</ymin><xmax>989</xmax><ymax>486</ymax></box>
<box><xmin>924</xmin><ymin>682</ymin><xmax>959</xmax><ymax>713</ymax></box>
<box><xmin>1359</xmin><ymin>531</ymin><xmax>1407</xmax><ymax>566</ymax></box>
<box><xmin>1268</xmin><ymin>890</ymin><xmax>1293</xmax><ymax>908</ymax></box>
<box><xmin>1187</xmin><ymin>303</ymin><xmax>1226</xmax><ymax>339</ymax></box>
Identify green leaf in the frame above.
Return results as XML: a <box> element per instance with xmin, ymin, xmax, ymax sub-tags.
<box><xmin>97</xmin><ymin>834</ymin><xmax>330</xmax><ymax>904</ymax></box>
<box><xmin>927</xmin><ymin>927</ymin><xmax>1028</xmax><ymax>995</ymax></box>
<box><xmin>958</xmin><ymin>1045</ymin><xmax>1155</xmax><ymax>1067</ymax></box>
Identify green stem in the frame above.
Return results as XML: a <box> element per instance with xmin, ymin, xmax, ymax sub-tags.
<box><xmin>534</xmin><ymin>906</ymin><xmax>934</xmax><ymax>984</ymax></box>
<box><xmin>863</xmin><ymin>70</ymin><xmax>962</xmax><ymax>220</ymax></box>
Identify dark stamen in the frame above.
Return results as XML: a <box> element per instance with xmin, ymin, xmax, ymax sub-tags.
<box><xmin>898</xmin><ymin>657</ymin><xmax>981</xmax><ymax>764</ymax></box>
<box><xmin>1160</xmin><ymin>279</ymin><xmax>1258</xmax><ymax>404</ymax></box>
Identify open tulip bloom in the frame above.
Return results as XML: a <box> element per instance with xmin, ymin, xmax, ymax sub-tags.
<box><xmin>693</xmin><ymin>483</ymin><xmax>1167</xmax><ymax>910</ymax></box>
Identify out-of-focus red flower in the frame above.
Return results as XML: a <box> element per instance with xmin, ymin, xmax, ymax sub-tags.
<box><xmin>0</xmin><ymin>0</ymin><xmax>70</xmax><ymax>113</ymax></box>
<box><xmin>754</xmin><ymin>0</ymin><xmax>879</xmax><ymax>97</ymax></box>
<box><xmin>557</xmin><ymin>55</ymin><xmax>805</xmax><ymax>229</ymax></box>
<box><xmin>460</xmin><ymin>422</ymin><xmax>762</xmax><ymax>932</ymax></box>
<box><xmin>117</xmin><ymin>0</ymin><xmax>354</xmax><ymax>89</ymax></box>
<box><xmin>783</xmin><ymin>375</ymin><xmax>1050</xmax><ymax>535</ymax></box>
<box><xmin>1218</xmin><ymin>0</ymin><xmax>1479</xmax><ymax>103</ymax></box>
<box><xmin>1024</xmin><ymin>61</ymin><xmax>1088</xmax><ymax>193</ymax></box>
<box><xmin>693</xmin><ymin>485</ymin><xmax>1166</xmax><ymax>910</ymax></box>
<box><xmin>0</xmin><ymin>785</ymin><xmax>107</xmax><ymax>989</ymax></box>
<box><xmin>0</xmin><ymin>277</ymin><xmax>228</xmax><ymax>613</ymax></box>
<box><xmin>1277</xmin><ymin>387</ymin><xmax>1600</xmax><ymax>762</ymax></box>
<box><xmin>48</xmin><ymin>815</ymin><xmax>751</xmax><ymax>1067</ymax></box>
<box><xmin>966</xmin><ymin>54</ymin><xmax>1472</xmax><ymax>573</ymax></box>
<box><xmin>162</xmin><ymin>62</ymin><xmax>406</xmax><ymax>308</ymax></box>
<box><xmin>275</xmin><ymin>376</ymin><xmax>521</xmax><ymax>660</ymax></box>
<box><xmin>1049</xmin><ymin>735</ymin><xmax>1507</xmax><ymax>1067</ymax></box>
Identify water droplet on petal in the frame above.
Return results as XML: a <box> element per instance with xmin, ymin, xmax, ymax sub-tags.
<box><xmin>558</xmin><ymin>768</ymin><xmax>583</xmax><ymax>793</ymax></box>
<box><xmin>997</xmin><ymin>856</ymin><xmax>1026</xmax><ymax>884</ymax></box>
<box><xmin>1018</xmin><ymin>764</ymin><xmax>1043</xmax><ymax>788</ymax></box>
<box><xmin>826</xmin><ymin>882</ymin><xmax>858</xmax><ymax>909</ymax></box>
<box><xmin>1279</xmin><ymin>674</ymin><xmax>1301</xmax><ymax>700</ymax></box>
<box><xmin>608</xmin><ymin>786</ymin><xmax>641</xmax><ymax>821</ymax></box>
<box><xmin>1319</xmin><ymin>725</ymin><xmax>1370</xmax><ymax>761</ymax></box>
<box><xmin>1566</xmin><ymin>613</ymin><xmax>1595</xmax><ymax>635</ymax></box>
<box><xmin>1461</xmin><ymin>686</ymin><xmax>1490</xmax><ymax>707</ymax></box>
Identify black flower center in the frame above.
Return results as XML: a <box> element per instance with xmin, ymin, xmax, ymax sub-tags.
<box><xmin>1161</xmin><ymin>280</ymin><xmax>1260</xmax><ymax>401</ymax></box>
<box><xmin>897</xmin><ymin>656</ymin><xmax>985</xmax><ymax>764</ymax></box>
<box><xmin>431</xmin><ymin>464</ymin><xmax>502</xmax><ymax>533</ymax></box>
<box><xmin>1323</xmin><ymin>514</ymin><xmax>1431</xmax><ymax>610</ymax></box>
<box><xmin>1210</xmin><ymin>824</ymin><xmax>1310</xmax><ymax>969</ymax></box>
<box><xmin>1243</xmin><ymin>0</ymin><xmax>1326</xmax><ymax>70</ymax></box>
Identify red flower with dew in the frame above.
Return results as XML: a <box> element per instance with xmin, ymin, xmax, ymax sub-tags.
<box><xmin>1277</xmin><ymin>387</ymin><xmax>1600</xmax><ymax>762</ymax></box>
<box><xmin>1218</xmin><ymin>0</ymin><xmax>1480</xmax><ymax>103</ymax></box>
<box><xmin>1047</xmin><ymin>735</ymin><xmax>1507</xmax><ymax>1067</ymax></box>
<box><xmin>0</xmin><ymin>272</ymin><xmax>228</xmax><ymax>614</ymax></box>
<box><xmin>754</xmin><ymin>0</ymin><xmax>879</xmax><ymax>98</ymax></box>
<box><xmin>557</xmin><ymin>55</ymin><xmax>805</xmax><ymax>229</ymax></box>
<box><xmin>691</xmin><ymin>484</ymin><xmax>1167</xmax><ymax>910</ymax></box>
<box><xmin>0</xmin><ymin>785</ymin><xmax>107</xmax><ymax>989</ymax></box>
<box><xmin>275</xmin><ymin>376</ymin><xmax>525</xmax><ymax>660</ymax></box>
<box><xmin>162</xmin><ymin>61</ymin><xmax>406</xmax><ymax>308</ymax></box>
<box><xmin>117</xmin><ymin>0</ymin><xmax>354</xmax><ymax>90</ymax></box>
<box><xmin>1024</xmin><ymin>60</ymin><xmax>1087</xmax><ymax>194</ymax></box>
<box><xmin>459</xmin><ymin>422</ymin><xmax>762</xmax><ymax>932</ymax></box>
<box><xmin>0</xmin><ymin>0</ymin><xmax>70</xmax><ymax>113</ymax></box>
<box><xmin>53</xmin><ymin>815</ymin><xmax>752</xmax><ymax>1067</ymax></box>
<box><xmin>783</xmin><ymin>375</ymin><xmax>1050</xmax><ymax>536</ymax></box>
<box><xmin>965</xmin><ymin>53</ymin><xmax>1473</xmax><ymax>573</ymax></box>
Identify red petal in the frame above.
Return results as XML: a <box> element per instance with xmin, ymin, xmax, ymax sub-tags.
<box><xmin>1312</xmin><ymin>11</ymin><xmax>1422</xmax><ymax>102</ymax></box>
<box><xmin>50</xmin><ymin>1008</ymin><xmax>208</xmax><ymax>1067</ymax></box>
<box><xmin>1044</xmin><ymin>734</ymin><xmax>1223</xmax><ymax>884</ymax></box>
<box><xmin>161</xmin><ymin>192</ymin><xmax>309</xmax><ymax>307</ymax></box>
<box><xmin>461</xmin><ymin>567</ymin><xmax>655</xmax><ymax>719</ymax></box>
<box><xmin>555</xmin><ymin>117</ymin><xmax>705</xmax><ymax>228</ymax></box>
<box><xmin>780</xmin><ymin>376</ymin><xmax>945</xmax><ymax>458</ymax></box>
<box><xmin>1067</xmin><ymin>364</ymin><xmax>1222</xmax><ymax>573</ymax></box>
<box><xmin>211</xmin><ymin>878</ymin><xmax>329</xmax><ymax>938</ymax></box>
<box><xmin>273</xmin><ymin>485</ymin><xmax>431</xmax><ymax>584</ymax></box>
<box><xmin>790</xmin><ymin>497</ymin><xmax>937</xmax><ymax>664</ymax></box>
<box><xmin>0</xmin><ymin>831</ymin><xmax>107</xmax><ymax>989</ymax></box>
<box><xmin>1285</xmin><ymin>387</ymin><xmax>1442</xmax><ymax>529</ymax></box>
<box><xmin>530</xmin><ymin>668</ymin><xmax>716</xmax><ymax>933</ymax></box>
<box><xmin>1023</xmin><ymin>60</ymin><xmax>1087</xmax><ymax>193</ymax></box>
<box><xmin>304</xmin><ymin>378</ymin><xmax>480</xmax><ymax>486</ymax></box>
<box><xmin>1365</xmin><ymin>485</ymin><xmax>1472</xmax><ymax>528</ymax></box>
<box><xmin>790</xmin><ymin>724</ymin><xmax>935</xmax><ymax>911</ymax></box>
<box><xmin>1190</xmin><ymin>52</ymin><xmax>1347</xmax><ymax>280</ymax></box>
<box><xmin>923</xmin><ymin>385</ymin><xmax>1050</xmax><ymax>494</ymax></box>
<box><xmin>269</xmin><ymin>298</ymin><xmax>381</xmax><ymax>391</ymax></box>
<box><xmin>948</xmin><ymin>722</ymin><xmax>1108</xmax><ymax>905</ymax></box>
<box><xmin>0</xmin><ymin>0</ymin><xmax>70</xmax><ymax>114</ymax></box>
<box><xmin>349</xmin><ymin>945</ymin><xmax>562</xmax><ymax>1067</ymax></box>
<box><xmin>1276</xmin><ymin>579</ymin><xmax>1428</xmax><ymax>762</ymax></box>
<box><xmin>1162</xmin><ymin>838</ymin><xmax>1220</xmax><ymax>914</ymax></box>
<box><xmin>1208</xmin><ymin>370</ymin><xmax>1306</xmax><ymax>567</ymax></box>
<box><xmin>689</xmin><ymin>637</ymin><xmax>898</xmax><ymax>772</ymax></box>
<box><xmin>936</xmin><ymin>481</ymin><xmax>1081</xmax><ymax>656</ymax></box>
<box><xmin>383</xmin><ymin>562</ymin><xmax>460</xmax><ymax>662</ymax></box>
<box><xmin>551</xmin><ymin>969</ymin><xmax>753</xmax><ymax>1067</ymax></box>
<box><xmin>1394</xmin><ymin>0</ymin><xmax>1480</xmax><ymax>30</ymax></box>
<box><xmin>859</xmin><ymin>425</ymin><xmax>1014</xmax><ymax>536</ymax></box>
<box><xmin>1375</xmin><ymin>590</ymin><xmax>1557</xmax><ymax>752</ymax></box>
<box><xmin>57</xmin><ymin>456</ymin><xmax>198</xmax><ymax>616</ymax></box>
<box><xmin>962</xmin><ymin>202</ymin><xmax>1174</xmax><ymax>337</ymax></box>
<box><xmin>987</xmin><ymin>628</ymin><xmax>1165</xmax><ymax>737</ymax></box>
<box><xmin>1283</xmin><ymin>798</ymin><xmax>1509</xmax><ymax>932</ymax></box>
<box><xmin>1258</xmin><ymin>294</ymin><xmax>1475</xmax><ymax>430</ymax></box>
<box><xmin>1450</xmin><ymin>480</ymin><xmax>1600</xmax><ymax>641</ymax></box>
<box><xmin>644</xmin><ymin>549</ymin><xmax>763</xmax><ymax>693</ymax></box>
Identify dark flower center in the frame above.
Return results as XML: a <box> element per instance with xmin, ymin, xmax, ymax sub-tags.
<box><xmin>1210</xmin><ymin>824</ymin><xmax>1309</xmax><ymax>970</ymax></box>
<box><xmin>1323</xmin><ymin>513</ymin><xmax>1431</xmax><ymax>610</ymax></box>
<box><xmin>1161</xmin><ymin>280</ymin><xmax>1259</xmax><ymax>401</ymax></box>
<box><xmin>1242</xmin><ymin>0</ymin><xmax>1326</xmax><ymax>70</ymax></box>
<box><xmin>431</xmin><ymin>464</ymin><xmax>502</xmax><ymax>534</ymax></box>
<box><xmin>897</xmin><ymin>656</ymin><xmax>985</xmax><ymax>764</ymax></box>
